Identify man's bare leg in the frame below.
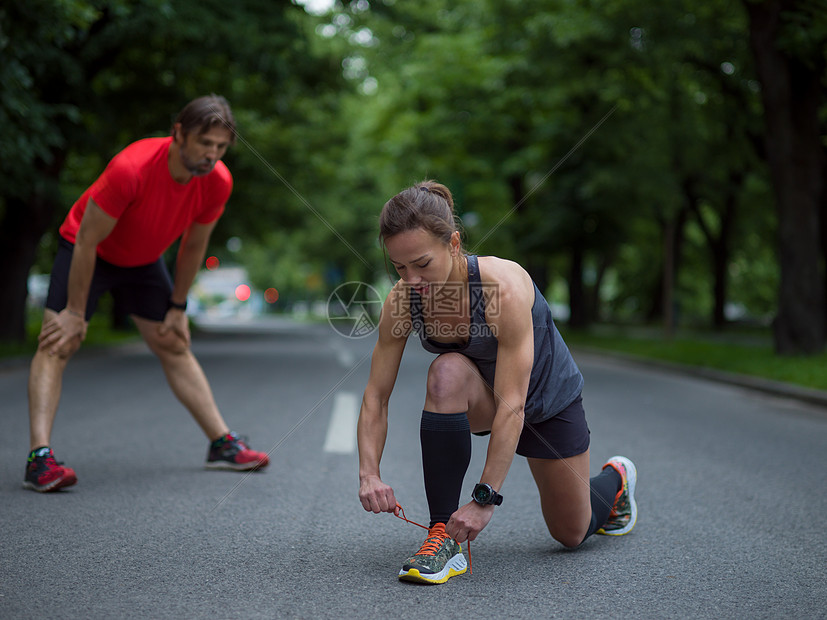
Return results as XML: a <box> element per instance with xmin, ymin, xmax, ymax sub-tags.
<box><xmin>28</xmin><ymin>309</ymin><xmax>80</xmax><ymax>450</ymax></box>
<box><xmin>132</xmin><ymin>315</ymin><xmax>229</xmax><ymax>440</ymax></box>
<box><xmin>25</xmin><ymin>308</ymin><xmax>81</xmax><ymax>491</ymax></box>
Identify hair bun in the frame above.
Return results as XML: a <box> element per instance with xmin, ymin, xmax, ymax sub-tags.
<box><xmin>417</xmin><ymin>180</ymin><xmax>453</xmax><ymax>208</ymax></box>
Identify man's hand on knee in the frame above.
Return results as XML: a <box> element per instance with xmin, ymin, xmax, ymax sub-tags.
<box><xmin>158</xmin><ymin>308</ymin><xmax>191</xmax><ymax>347</ymax></box>
<box><xmin>38</xmin><ymin>310</ymin><xmax>87</xmax><ymax>357</ymax></box>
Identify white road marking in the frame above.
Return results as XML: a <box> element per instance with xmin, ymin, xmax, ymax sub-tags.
<box><xmin>323</xmin><ymin>391</ymin><xmax>359</xmax><ymax>454</ymax></box>
<box><xmin>331</xmin><ymin>339</ymin><xmax>356</xmax><ymax>368</ymax></box>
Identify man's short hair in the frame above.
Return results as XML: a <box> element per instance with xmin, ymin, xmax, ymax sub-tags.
<box><xmin>173</xmin><ymin>95</ymin><xmax>236</xmax><ymax>144</ymax></box>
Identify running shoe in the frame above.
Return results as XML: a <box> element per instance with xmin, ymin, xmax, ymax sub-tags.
<box><xmin>597</xmin><ymin>455</ymin><xmax>638</xmax><ymax>536</ymax></box>
<box><xmin>205</xmin><ymin>432</ymin><xmax>269</xmax><ymax>471</ymax></box>
<box><xmin>23</xmin><ymin>447</ymin><xmax>77</xmax><ymax>492</ymax></box>
<box><xmin>398</xmin><ymin>523</ymin><xmax>467</xmax><ymax>584</ymax></box>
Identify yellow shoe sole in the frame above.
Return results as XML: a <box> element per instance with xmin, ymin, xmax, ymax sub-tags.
<box><xmin>398</xmin><ymin>554</ymin><xmax>468</xmax><ymax>584</ymax></box>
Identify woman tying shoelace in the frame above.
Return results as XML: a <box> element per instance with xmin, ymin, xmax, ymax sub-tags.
<box><xmin>356</xmin><ymin>180</ymin><xmax>638</xmax><ymax>584</ymax></box>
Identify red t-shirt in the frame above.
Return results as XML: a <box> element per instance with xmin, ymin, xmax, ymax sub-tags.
<box><xmin>59</xmin><ymin>136</ymin><xmax>232</xmax><ymax>267</ymax></box>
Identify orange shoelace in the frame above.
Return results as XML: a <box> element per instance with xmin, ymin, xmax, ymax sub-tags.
<box><xmin>395</xmin><ymin>503</ymin><xmax>472</xmax><ymax>574</ymax></box>
<box><xmin>415</xmin><ymin>525</ymin><xmax>449</xmax><ymax>556</ymax></box>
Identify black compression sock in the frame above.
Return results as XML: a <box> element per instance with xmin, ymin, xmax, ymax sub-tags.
<box><xmin>420</xmin><ymin>410</ymin><xmax>471</xmax><ymax>527</ymax></box>
<box><xmin>583</xmin><ymin>465</ymin><xmax>622</xmax><ymax>541</ymax></box>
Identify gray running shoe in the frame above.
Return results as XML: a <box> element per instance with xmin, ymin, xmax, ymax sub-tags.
<box><xmin>597</xmin><ymin>455</ymin><xmax>638</xmax><ymax>536</ymax></box>
<box><xmin>398</xmin><ymin>523</ymin><xmax>467</xmax><ymax>584</ymax></box>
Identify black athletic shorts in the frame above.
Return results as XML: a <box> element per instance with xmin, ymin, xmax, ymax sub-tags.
<box><xmin>473</xmin><ymin>395</ymin><xmax>590</xmax><ymax>460</ymax></box>
<box><xmin>45</xmin><ymin>238</ymin><xmax>173</xmax><ymax>322</ymax></box>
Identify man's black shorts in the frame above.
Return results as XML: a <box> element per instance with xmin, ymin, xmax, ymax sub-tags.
<box><xmin>473</xmin><ymin>395</ymin><xmax>591</xmax><ymax>460</ymax></box>
<box><xmin>45</xmin><ymin>238</ymin><xmax>173</xmax><ymax>322</ymax></box>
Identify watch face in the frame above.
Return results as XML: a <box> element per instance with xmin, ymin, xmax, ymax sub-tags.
<box><xmin>473</xmin><ymin>485</ymin><xmax>491</xmax><ymax>504</ymax></box>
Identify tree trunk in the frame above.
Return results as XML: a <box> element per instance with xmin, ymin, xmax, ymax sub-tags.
<box><xmin>746</xmin><ymin>0</ymin><xmax>826</xmax><ymax>354</ymax></box>
<box><xmin>711</xmin><ymin>188</ymin><xmax>737</xmax><ymax>329</ymax></box>
<box><xmin>662</xmin><ymin>217</ymin><xmax>676</xmax><ymax>339</ymax></box>
<box><xmin>687</xmin><ymin>173</ymin><xmax>739</xmax><ymax>330</ymax></box>
<box><xmin>0</xmin><ymin>155</ymin><xmax>65</xmax><ymax>343</ymax></box>
<box><xmin>590</xmin><ymin>252</ymin><xmax>612</xmax><ymax>324</ymax></box>
<box><xmin>568</xmin><ymin>242</ymin><xmax>588</xmax><ymax>329</ymax></box>
<box><xmin>822</xmin><ymin>149</ymin><xmax>827</xmax><ymax>319</ymax></box>
<box><xmin>649</xmin><ymin>207</ymin><xmax>689</xmax><ymax>330</ymax></box>
<box><xmin>0</xmin><ymin>199</ymin><xmax>42</xmax><ymax>342</ymax></box>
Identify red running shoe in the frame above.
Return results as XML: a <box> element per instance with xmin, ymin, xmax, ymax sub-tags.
<box><xmin>23</xmin><ymin>447</ymin><xmax>78</xmax><ymax>492</ymax></box>
<box><xmin>205</xmin><ymin>432</ymin><xmax>269</xmax><ymax>471</ymax></box>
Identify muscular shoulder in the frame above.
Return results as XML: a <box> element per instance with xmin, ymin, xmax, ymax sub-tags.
<box><xmin>476</xmin><ymin>255</ymin><xmax>535</xmax><ymax>314</ymax></box>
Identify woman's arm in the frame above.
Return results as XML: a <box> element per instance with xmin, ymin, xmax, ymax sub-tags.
<box><xmin>478</xmin><ymin>261</ymin><xmax>535</xmax><ymax>492</ymax></box>
<box><xmin>447</xmin><ymin>259</ymin><xmax>536</xmax><ymax>542</ymax></box>
<box><xmin>357</xmin><ymin>284</ymin><xmax>410</xmax><ymax>514</ymax></box>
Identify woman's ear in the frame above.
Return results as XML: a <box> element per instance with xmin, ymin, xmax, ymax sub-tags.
<box><xmin>450</xmin><ymin>230</ymin><xmax>461</xmax><ymax>256</ymax></box>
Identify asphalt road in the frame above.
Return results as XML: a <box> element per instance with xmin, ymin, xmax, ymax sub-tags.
<box><xmin>1</xmin><ymin>320</ymin><xmax>825</xmax><ymax>619</ymax></box>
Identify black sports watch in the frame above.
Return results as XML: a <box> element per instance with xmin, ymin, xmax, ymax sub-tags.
<box><xmin>168</xmin><ymin>299</ymin><xmax>188</xmax><ymax>311</ymax></box>
<box><xmin>472</xmin><ymin>483</ymin><xmax>503</xmax><ymax>506</ymax></box>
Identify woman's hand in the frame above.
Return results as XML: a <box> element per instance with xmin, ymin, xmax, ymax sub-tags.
<box><xmin>446</xmin><ymin>501</ymin><xmax>495</xmax><ymax>543</ymax></box>
<box><xmin>359</xmin><ymin>475</ymin><xmax>399</xmax><ymax>515</ymax></box>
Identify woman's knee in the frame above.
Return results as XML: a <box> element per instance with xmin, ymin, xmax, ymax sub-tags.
<box><xmin>549</xmin><ymin>522</ymin><xmax>590</xmax><ymax>549</ymax></box>
<box><xmin>425</xmin><ymin>353</ymin><xmax>471</xmax><ymax>407</ymax></box>
<box><xmin>529</xmin><ymin>455</ymin><xmax>592</xmax><ymax>549</ymax></box>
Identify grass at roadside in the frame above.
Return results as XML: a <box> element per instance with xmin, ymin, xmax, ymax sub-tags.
<box><xmin>560</xmin><ymin>324</ymin><xmax>827</xmax><ymax>392</ymax></box>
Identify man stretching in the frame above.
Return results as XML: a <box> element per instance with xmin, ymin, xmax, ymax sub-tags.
<box><xmin>25</xmin><ymin>95</ymin><xmax>269</xmax><ymax>492</ymax></box>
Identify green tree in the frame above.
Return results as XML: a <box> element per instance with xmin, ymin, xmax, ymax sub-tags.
<box><xmin>318</xmin><ymin>0</ymin><xmax>774</xmax><ymax>333</ymax></box>
<box><xmin>630</xmin><ymin>2</ymin><xmax>768</xmax><ymax>331</ymax></box>
<box><xmin>744</xmin><ymin>0</ymin><xmax>826</xmax><ymax>354</ymax></box>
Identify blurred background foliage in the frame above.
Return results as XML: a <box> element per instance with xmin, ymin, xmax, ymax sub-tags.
<box><xmin>1</xmin><ymin>0</ymin><xmax>825</xmax><ymax>355</ymax></box>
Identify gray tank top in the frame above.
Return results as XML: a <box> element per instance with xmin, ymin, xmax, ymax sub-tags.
<box><xmin>411</xmin><ymin>254</ymin><xmax>584</xmax><ymax>423</ymax></box>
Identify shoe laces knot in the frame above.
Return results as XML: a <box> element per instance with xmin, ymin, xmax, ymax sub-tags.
<box><xmin>416</xmin><ymin>524</ymin><xmax>451</xmax><ymax>556</ymax></box>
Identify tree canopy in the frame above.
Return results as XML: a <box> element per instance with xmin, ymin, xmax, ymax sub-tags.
<box><xmin>2</xmin><ymin>0</ymin><xmax>824</xmax><ymax>354</ymax></box>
